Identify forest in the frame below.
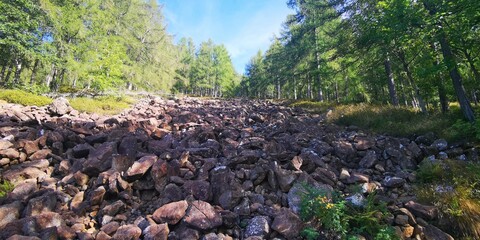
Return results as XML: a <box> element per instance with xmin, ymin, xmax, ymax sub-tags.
<box><xmin>0</xmin><ymin>0</ymin><xmax>239</xmax><ymax>97</ymax></box>
<box><xmin>1</xmin><ymin>0</ymin><xmax>480</xmax><ymax>121</ymax></box>
<box><xmin>242</xmin><ymin>0</ymin><xmax>479</xmax><ymax>122</ymax></box>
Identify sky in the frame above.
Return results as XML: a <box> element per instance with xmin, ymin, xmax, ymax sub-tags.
<box><xmin>159</xmin><ymin>0</ymin><xmax>294</xmax><ymax>74</ymax></box>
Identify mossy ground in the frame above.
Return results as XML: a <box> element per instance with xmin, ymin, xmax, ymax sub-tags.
<box><xmin>69</xmin><ymin>95</ymin><xmax>137</xmax><ymax>115</ymax></box>
<box><xmin>0</xmin><ymin>89</ymin><xmax>53</xmax><ymax>106</ymax></box>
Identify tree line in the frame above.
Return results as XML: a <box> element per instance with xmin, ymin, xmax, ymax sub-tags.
<box><xmin>240</xmin><ymin>0</ymin><xmax>479</xmax><ymax>122</ymax></box>
<box><xmin>0</xmin><ymin>0</ymin><xmax>239</xmax><ymax>97</ymax></box>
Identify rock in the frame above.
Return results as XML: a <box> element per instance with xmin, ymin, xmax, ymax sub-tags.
<box><xmin>395</xmin><ymin>215</ymin><xmax>409</xmax><ymax>226</ymax></box>
<box><xmin>83</xmin><ymin>142</ymin><xmax>117</xmax><ymax>176</ymax></box>
<box><xmin>33</xmin><ymin>212</ymin><xmax>64</xmax><ymax>229</ymax></box>
<box><xmin>423</xmin><ymin>224</ymin><xmax>454</xmax><ymax>240</ymax></box>
<box><xmin>333</xmin><ymin>140</ymin><xmax>356</xmax><ymax>159</ymax></box>
<box><xmin>24</xmin><ymin>192</ymin><xmax>57</xmax><ymax>216</ymax></box>
<box><xmin>101</xmin><ymin>221</ymin><xmax>120</xmax><ymax>235</ymax></box>
<box><xmin>184</xmin><ymin>200</ymin><xmax>222</xmax><ymax>230</ymax></box>
<box><xmin>183</xmin><ymin>180</ymin><xmax>211</xmax><ymax>201</ymax></box>
<box><xmin>431</xmin><ymin>139</ymin><xmax>448</xmax><ymax>151</ymax></box>
<box><xmin>0</xmin><ymin>148</ymin><xmax>20</xmax><ymax>159</ymax></box>
<box><xmin>0</xmin><ymin>139</ymin><xmax>14</xmax><ymax>150</ymax></box>
<box><xmin>124</xmin><ymin>155</ymin><xmax>157</xmax><ymax>181</ymax></box>
<box><xmin>152</xmin><ymin>200</ymin><xmax>188</xmax><ymax>225</ymax></box>
<box><xmin>72</xmin><ymin>143</ymin><xmax>94</xmax><ymax>158</ymax></box>
<box><xmin>3</xmin><ymin>166</ymin><xmax>47</xmax><ymax>185</ymax></box>
<box><xmin>245</xmin><ymin>216</ymin><xmax>270</xmax><ymax>238</ymax></box>
<box><xmin>111</xmin><ymin>225</ymin><xmax>142</xmax><ymax>240</ymax></box>
<box><xmin>339</xmin><ymin>168</ymin><xmax>350</xmax><ymax>180</ymax></box>
<box><xmin>48</xmin><ymin>97</ymin><xmax>71</xmax><ymax>115</ymax></box>
<box><xmin>0</xmin><ymin>201</ymin><xmax>23</xmax><ymax>228</ymax></box>
<box><xmin>271</xmin><ymin>209</ymin><xmax>303</xmax><ymax>239</ymax></box>
<box><xmin>405</xmin><ymin>201</ymin><xmax>438</xmax><ymax>220</ymax></box>
<box><xmin>354</xmin><ymin>136</ymin><xmax>375</xmax><ymax>150</ymax></box>
<box><xmin>150</xmin><ymin>159</ymin><xmax>168</xmax><ymax>193</ymax></box>
<box><xmin>345</xmin><ymin>193</ymin><xmax>366</xmax><ymax>207</ymax></box>
<box><xmin>402</xmin><ymin>225</ymin><xmax>414</xmax><ymax>238</ymax></box>
<box><xmin>89</xmin><ymin>186</ymin><xmax>106</xmax><ymax>205</ymax></box>
<box><xmin>143</xmin><ymin>223</ymin><xmax>169</xmax><ymax>240</ymax></box>
<box><xmin>359</xmin><ymin>150</ymin><xmax>378</xmax><ymax>168</ymax></box>
<box><xmin>383</xmin><ymin>176</ymin><xmax>406</xmax><ymax>188</ymax></box>
<box><xmin>6</xmin><ymin>235</ymin><xmax>41</xmax><ymax>240</ymax></box>
<box><xmin>275</xmin><ymin>165</ymin><xmax>298</xmax><ymax>192</ymax></box>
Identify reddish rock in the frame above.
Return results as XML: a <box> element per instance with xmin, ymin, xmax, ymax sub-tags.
<box><xmin>89</xmin><ymin>186</ymin><xmax>106</xmax><ymax>205</ymax></box>
<box><xmin>184</xmin><ymin>200</ymin><xmax>222</xmax><ymax>230</ymax></box>
<box><xmin>33</xmin><ymin>212</ymin><xmax>64</xmax><ymax>229</ymax></box>
<box><xmin>143</xmin><ymin>223</ymin><xmax>169</xmax><ymax>240</ymax></box>
<box><xmin>82</xmin><ymin>142</ymin><xmax>117</xmax><ymax>176</ymax></box>
<box><xmin>150</xmin><ymin>159</ymin><xmax>168</xmax><ymax>193</ymax></box>
<box><xmin>111</xmin><ymin>224</ymin><xmax>141</xmax><ymax>240</ymax></box>
<box><xmin>152</xmin><ymin>200</ymin><xmax>188</xmax><ymax>225</ymax></box>
<box><xmin>124</xmin><ymin>155</ymin><xmax>157</xmax><ymax>181</ymax></box>
<box><xmin>101</xmin><ymin>221</ymin><xmax>120</xmax><ymax>235</ymax></box>
<box><xmin>24</xmin><ymin>192</ymin><xmax>57</xmax><ymax>216</ymax></box>
<box><xmin>0</xmin><ymin>139</ymin><xmax>13</xmax><ymax>150</ymax></box>
<box><xmin>22</xmin><ymin>141</ymin><xmax>39</xmax><ymax>155</ymax></box>
<box><xmin>0</xmin><ymin>148</ymin><xmax>20</xmax><ymax>159</ymax></box>
<box><xmin>271</xmin><ymin>209</ymin><xmax>303</xmax><ymax>239</ymax></box>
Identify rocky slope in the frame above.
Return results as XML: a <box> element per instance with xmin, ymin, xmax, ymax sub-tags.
<box><xmin>0</xmin><ymin>97</ymin><xmax>472</xmax><ymax>240</ymax></box>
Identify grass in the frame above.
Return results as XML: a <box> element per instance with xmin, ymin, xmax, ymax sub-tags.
<box><xmin>69</xmin><ymin>95</ymin><xmax>136</xmax><ymax>115</ymax></box>
<box><xmin>290</xmin><ymin>100</ymin><xmax>480</xmax><ymax>143</ymax></box>
<box><xmin>0</xmin><ymin>180</ymin><xmax>14</xmax><ymax>198</ymax></box>
<box><xmin>416</xmin><ymin>159</ymin><xmax>480</xmax><ymax>239</ymax></box>
<box><xmin>0</xmin><ymin>89</ymin><xmax>52</xmax><ymax>106</ymax></box>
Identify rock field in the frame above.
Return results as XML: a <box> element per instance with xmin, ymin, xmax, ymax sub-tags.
<box><xmin>0</xmin><ymin>96</ymin><xmax>473</xmax><ymax>239</ymax></box>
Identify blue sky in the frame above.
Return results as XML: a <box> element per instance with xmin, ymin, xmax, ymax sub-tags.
<box><xmin>158</xmin><ymin>0</ymin><xmax>294</xmax><ymax>74</ymax></box>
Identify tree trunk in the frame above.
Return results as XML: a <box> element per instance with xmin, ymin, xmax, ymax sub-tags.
<box><xmin>384</xmin><ymin>54</ymin><xmax>399</xmax><ymax>106</ymax></box>
<box><xmin>463</xmin><ymin>49</ymin><xmax>480</xmax><ymax>83</ymax></box>
<box><xmin>438</xmin><ymin>31</ymin><xmax>475</xmax><ymax>122</ymax></box>
<box><xmin>424</xmin><ymin>2</ymin><xmax>474</xmax><ymax>121</ymax></box>
<box><xmin>315</xmin><ymin>27</ymin><xmax>324</xmax><ymax>102</ymax></box>
<box><xmin>293</xmin><ymin>76</ymin><xmax>297</xmax><ymax>100</ymax></box>
<box><xmin>0</xmin><ymin>63</ymin><xmax>7</xmax><ymax>83</ymax></box>
<box><xmin>4</xmin><ymin>64</ymin><xmax>13</xmax><ymax>86</ymax></box>
<box><xmin>276</xmin><ymin>78</ymin><xmax>281</xmax><ymax>99</ymax></box>
<box><xmin>30</xmin><ymin>59</ymin><xmax>40</xmax><ymax>85</ymax></box>
<box><xmin>398</xmin><ymin>51</ymin><xmax>427</xmax><ymax>113</ymax></box>
<box><xmin>13</xmin><ymin>59</ymin><xmax>23</xmax><ymax>85</ymax></box>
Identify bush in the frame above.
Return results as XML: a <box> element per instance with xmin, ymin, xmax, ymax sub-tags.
<box><xmin>69</xmin><ymin>95</ymin><xmax>136</xmax><ymax>115</ymax></box>
<box><xmin>416</xmin><ymin>159</ymin><xmax>480</xmax><ymax>239</ymax></box>
<box><xmin>0</xmin><ymin>89</ymin><xmax>52</xmax><ymax>106</ymax></box>
<box><xmin>299</xmin><ymin>184</ymin><xmax>399</xmax><ymax>239</ymax></box>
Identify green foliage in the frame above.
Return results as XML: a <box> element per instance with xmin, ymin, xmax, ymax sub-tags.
<box><xmin>0</xmin><ymin>89</ymin><xmax>52</xmax><ymax>106</ymax></box>
<box><xmin>301</xmin><ymin>227</ymin><xmax>320</xmax><ymax>240</ymax></box>
<box><xmin>416</xmin><ymin>159</ymin><xmax>480</xmax><ymax>239</ymax></box>
<box><xmin>0</xmin><ymin>180</ymin><xmax>14</xmax><ymax>198</ymax></box>
<box><xmin>299</xmin><ymin>184</ymin><xmax>399</xmax><ymax>239</ymax></box>
<box><xmin>69</xmin><ymin>95</ymin><xmax>135</xmax><ymax>115</ymax></box>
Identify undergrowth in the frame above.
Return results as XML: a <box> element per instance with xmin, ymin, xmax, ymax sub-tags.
<box><xmin>69</xmin><ymin>95</ymin><xmax>136</xmax><ymax>115</ymax></box>
<box><xmin>0</xmin><ymin>180</ymin><xmax>14</xmax><ymax>198</ymax></box>
<box><xmin>300</xmin><ymin>184</ymin><xmax>399</xmax><ymax>240</ymax></box>
<box><xmin>290</xmin><ymin>101</ymin><xmax>480</xmax><ymax>143</ymax></box>
<box><xmin>416</xmin><ymin>159</ymin><xmax>480</xmax><ymax>239</ymax></box>
<box><xmin>0</xmin><ymin>89</ymin><xmax>52</xmax><ymax>106</ymax></box>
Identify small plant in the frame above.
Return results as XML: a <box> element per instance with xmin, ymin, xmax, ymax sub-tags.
<box><xmin>0</xmin><ymin>180</ymin><xmax>14</xmax><ymax>198</ymax></box>
<box><xmin>0</xmin><ymin>89</ymin><xmax>53</xmax><ymax>106</ymax></box>
<box><xmin>416</xmin><ymin>159</ymin><xmax>480</xmax><ymax>239</ymax></box>
<box><xmin>299</xmin><ymin>184</ymin><xmax>399</xmax><ymax>239</ymax></box>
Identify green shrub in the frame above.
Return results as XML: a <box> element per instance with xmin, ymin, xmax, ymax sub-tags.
<box><xmin>416</xmin><ymin>159</ymin><xmax>480</xmax><ymax>239</ymax></box>
<box><xmin>69</xmin><ymin>95</ymin><xmax>136</xmax><ymax>115</ymax></box>
<box><xmin>0</xmin><ymin>89</ymin><xmax>52</xmax><ymax>106</ymax></box>
<box><xmin>300</xmin><ymin>184</ymin><xmax>399</xmax><ymax>239</ymax></box>
<box><xmin>0</xmin><ymin>180</ymin><xmax>14</xmax><ymax>198</ymax></box>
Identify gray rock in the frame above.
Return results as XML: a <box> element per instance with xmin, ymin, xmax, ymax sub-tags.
<box><xmin>423</xmin><ymin>224</ymin><xmax>454</xmax><ymax>240</ymax></box>
<box><xmin>383</xmin><ymin>176</ymin><xmax>406</xmax><ymax>188</ymax></box>
<box><xmin>124</xmin><ymin>155</ymin><xmax>157</xmax><ymax>181</ymax></box>
<box><xmin>245</xmin><ymin>216</ymin><xmax>270</xmax><ymax>238</ymax></box>
<box><xmin>359</xmin><ymin>150</ymin><xmax>378</xmax><ymax>168</ymax></box>
<box><xmin>404</xmin><ymin>201</ymin><xmax>438</xmax><ymax>220</ymax></box>
<box><xmin>48</xmin><ymin>97</ymin><xmax>71</xmax><ymax>115</ymax></box>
